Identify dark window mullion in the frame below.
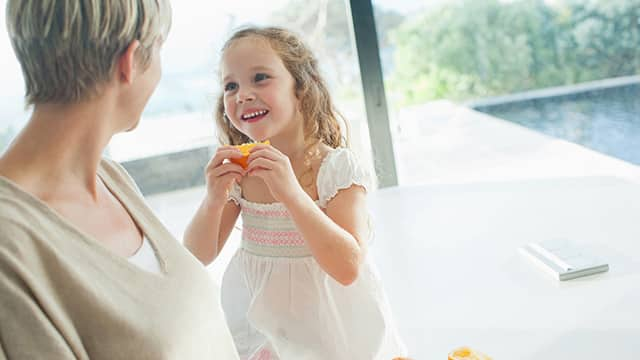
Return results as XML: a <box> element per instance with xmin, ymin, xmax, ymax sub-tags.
<box><xmin>348</xmin><ymin>0</ymin><xmax>398</xmax><ymax>188</ymax></box>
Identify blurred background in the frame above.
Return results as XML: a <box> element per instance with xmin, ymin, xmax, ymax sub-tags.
<box><xmin>2</xmin><ymin>1</ymin><xmax>639</xmax><ymax>358</ymax></box>
<box><xmin>2</xmin><ymin>0</ymin><xmax>637</xmax><ymax>193</ymax></box>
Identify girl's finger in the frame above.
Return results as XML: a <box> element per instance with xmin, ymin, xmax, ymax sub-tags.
<box><xmin>218</xmin><ymin>147</ymin><xmax>245</xmax><ymax>159</ymax></box>
<box><xmin>219</xmin><ymin>172</ymin><xmax>242</xmax><ymax>185</ymax></box>
<box><xmin>247</xmin><ymin>147</ymin><xmax>280</xmax><ymax>163</ymax></box>
<box><xmin>207</xmin><ymin>162</ymin><xmax>245</xmax><ymax>178</ymax></box>
<box><xmin>247</xmin><ymin>168</ymin><xmax>268</xmax><ymax>179</ymax></box>
<box><xmin>249</xmin><ymin>143</ymin><xmax>282</xmax><ymax>154</ymax></box>
<box><xmin>206</xmin><ymin>148</ymin><xmax>244</xmax><ymax>169</ymax></box>
<box><xmin>246</xmin><ymin>158</ymin><xmax>275</xmax><ymax>173</ymax></box>
<box><xmin>247</xmin><ymin>143</ymin><xmax>272</xmax><ymax>152</ymax></box>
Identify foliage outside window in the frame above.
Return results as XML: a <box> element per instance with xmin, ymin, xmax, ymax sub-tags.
<box><xmin>387</xmin><ymin>0</ymin><xmax>640</xmax><ymax>105</ymax></box>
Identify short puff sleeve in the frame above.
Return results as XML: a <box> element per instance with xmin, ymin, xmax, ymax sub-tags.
<box><xmin>316</xmin><ymin>148</ymin><xmax>372</xmax><ymax>208</ymax></box>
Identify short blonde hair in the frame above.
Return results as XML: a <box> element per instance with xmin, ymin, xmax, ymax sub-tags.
<box><xmin>6</xmin><ymin>0</ymin><xmax>172</xmax><ymax>105</ymax></box>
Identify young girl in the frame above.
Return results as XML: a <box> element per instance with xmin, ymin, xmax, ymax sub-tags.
<box><xmin>185</xmin><ymin>27</ymin><xmax>407</xmax><ymax>360</ymax></box>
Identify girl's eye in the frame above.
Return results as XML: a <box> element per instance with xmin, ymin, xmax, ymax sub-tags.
<box><xmin>224</xmin><ymin>82</ymin><xmax>238</xmax><ymax>92</ymax></box>
<box><xmin>255</xmin><ymin>73</ymin><xmax>269</xmax><ymax>82</ymax></box>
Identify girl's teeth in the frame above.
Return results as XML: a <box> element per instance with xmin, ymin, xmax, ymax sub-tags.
<box><xmin>243</xmin><ymin>110</ymin><xmax>267</xmax><ymax>120</ymax></box>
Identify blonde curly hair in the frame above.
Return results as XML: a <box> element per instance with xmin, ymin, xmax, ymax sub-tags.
<box><xmin>214</xmin><ymin>26</ymin><xmax>348</xmax><ymax>152</ymax></box>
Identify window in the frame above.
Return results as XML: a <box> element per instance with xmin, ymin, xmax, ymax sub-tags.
<box><xmin>0</xmin><ymin>2</ymin><xmax>27</xmax><ymax>154</ymax></box>
<box><xmin>0</xmin><ymin>0</ymin><xmax>373</xmax><ymax>195</ymax></box>
<box><xmin>373</xmin><ymin>0</ymin><xmax>640</xmax><ymax>185</ymax></box>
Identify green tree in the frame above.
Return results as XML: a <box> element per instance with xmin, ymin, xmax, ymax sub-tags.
<box><xmin>388</xmin><ymin>0</ymin><xmax>640</xmax><ymax>105</ymax></box>
<box><xmin>566</xmin><ymin>0</ymin><xmax>640</xmax><ymax>81</ymax></box>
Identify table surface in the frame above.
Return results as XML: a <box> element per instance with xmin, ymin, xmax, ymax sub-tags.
<box><xmin>367</xmin><ymin>176</ymin><xmax>640</xmax><ymax>360</ymax></box>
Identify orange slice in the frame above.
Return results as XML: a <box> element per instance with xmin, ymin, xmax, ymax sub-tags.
<box><xmin>230</xmin><ymin>140</ymin><xmax>270</xmax><ymax>169</ymax></box>
<box><xmin>448</xmin><ymin>347</ymin><xmax>492</xmax><ymax>360</ymax></box>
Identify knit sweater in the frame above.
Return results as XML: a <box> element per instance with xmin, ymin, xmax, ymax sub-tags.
<box><xmin>0</xmin><ymin>159</ymin><xmax>238</xmax><ymax>359</ymax></box>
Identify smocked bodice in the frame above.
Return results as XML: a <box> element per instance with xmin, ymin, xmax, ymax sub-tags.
<box><xmin>237</xmin><ymin>199</ymin><xmax>315</xmax><ymax>257</ymax></box>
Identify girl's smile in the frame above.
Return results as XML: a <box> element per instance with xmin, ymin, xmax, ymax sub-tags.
<box><xmin>220</xmin><ymin>37</ymin><xmax>300</xmax><ymax>143</ymax></box>
<box><xmin>241</xmin><ymin>108</ymin><xmax>270</xmax><ymax>123</ymax></box>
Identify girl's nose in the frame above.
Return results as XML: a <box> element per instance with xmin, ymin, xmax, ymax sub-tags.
<box><xmin>236</xmin><ymin>90</ymin><xmax>255</xmax><ymax>104</ymax></box>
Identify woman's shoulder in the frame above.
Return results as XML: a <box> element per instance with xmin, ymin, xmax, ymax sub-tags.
<box><xmin>99</xmin><ymin>158</ymin><xmax>144</xmax><ymax>196</ymax></box>
<box><xmin>0</xmin><ymin>178</ymin><xmax>45</xmax><ymax>240</ymax></box>
<box><xmin>0</xmin><ymin>212</ymin><xmax>40</xmax><ymax>266</ymax></box>
<box><xmin>0</xmin><ymin>178</ymin><xmax>69</xmax><ymax>257</ymax></box>
<box><xmin>99</xmin><ymin>158</ymin><xmax>131</xmax><ymax>182</ymax></box>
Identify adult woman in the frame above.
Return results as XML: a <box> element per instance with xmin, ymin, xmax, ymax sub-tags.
<box><xmin>0</xmin><ymin>1</ymin><xmax>238</xmax><ymax>358</ymax></box>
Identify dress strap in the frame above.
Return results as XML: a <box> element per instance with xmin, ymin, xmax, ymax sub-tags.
<box><xmin>228</xmin><ymin>182</ymin><xmax>242</xmax><ymax>206</ymax></box>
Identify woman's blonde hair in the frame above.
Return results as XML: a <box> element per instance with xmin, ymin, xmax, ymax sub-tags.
<box><xmin>215</xmin><ymin>26</ymin><xmax>347</xmax><ymax>151</ymax></box>
<box><xmin>6</xmin><ymin>0</ymin><xmax>172</xmax><ymax>105</ymax></box>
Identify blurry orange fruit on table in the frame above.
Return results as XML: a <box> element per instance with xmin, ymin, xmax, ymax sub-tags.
<box><xmin>230</xmin><ymin>140</ymin><xmax>270</xmax><ymax>169</ymax></box>
<box><xmin>448</xmin><ymin>346</ymin><xmax>492</xmax><ymax>360</ymax></box>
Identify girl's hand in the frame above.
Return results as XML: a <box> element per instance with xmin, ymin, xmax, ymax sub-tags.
<box><xmin>246</xmin><ymin>144</ymin><xmax>306</xmax><ymax>204</ymax></box>
<box><xmin>204</xmin><ymin>146</ymin><xmax>245</xmax><ymax>206</ymax></box>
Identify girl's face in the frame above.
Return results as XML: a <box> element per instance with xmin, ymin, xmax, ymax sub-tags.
<box><xmin>221</xmin><ymin>37</ymin><xmax>300</xmax><ymax>142</ymax></box>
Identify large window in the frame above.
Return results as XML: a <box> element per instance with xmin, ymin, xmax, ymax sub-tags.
<box><xmin>3</xmin><ymin>0</ymin><xmax>638</xmax><ymax>190</ymax></box>
<box><xmin>373</xmin><ymin>0</ymin><xmax>640</xmax><ymax>185</ymax></box>
<box><xmin>0</xmin><ymin>0</ymin><xmax>373</xmax><ymax>194</ymax></box>
<box><xmin>0</xmin><ymin>2</ymin><xmax>26</xmax><ymax>154</ymax></box>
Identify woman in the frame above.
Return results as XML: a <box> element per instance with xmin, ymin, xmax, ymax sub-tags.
<box><xmin>0</xmin><ymin>1</ymin><xmax>238</xmax><ymax>359</ymax></box>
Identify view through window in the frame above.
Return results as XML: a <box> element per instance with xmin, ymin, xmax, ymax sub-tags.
<box><xmin>0</xmin><ymin>0</ymin><xmax>378</xmax><ymax>194</ymax></box>
<box><xmin>373</xmin><ymin>0</ymin><xmax>639</xmax><ymax>184</ymax></box>
<box><xmin>2</xmin><ymin>0</ymin><xmax>638</xmax><ymax>190</ymax></box>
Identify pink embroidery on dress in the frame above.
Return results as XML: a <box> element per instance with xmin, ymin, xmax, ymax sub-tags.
<box><xmin>249</xmin><ymin>347</ymin><xmax>272</xmax><ymax>360</ymax></box>
<box><xmin>242</xmin><ymin>206</ymin><xmax>289</xmax><ymax>218</ymax></box>
<box><xmin>244</xmin><ymin>227</ymin><xmax>305</xmax><ymax>246</ymax></box>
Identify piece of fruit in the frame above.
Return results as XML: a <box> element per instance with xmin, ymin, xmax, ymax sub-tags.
<box><xmin>448</xmin><ymin>347</ymin><xmax>492</xmax><ymax>360</ymax></box>
<box><xmin>230</xmin><ymin>140</ymin><xmax>270</xmax><ymax>169</ymax></box>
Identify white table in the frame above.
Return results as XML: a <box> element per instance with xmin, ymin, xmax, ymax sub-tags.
<box><xmin>367</xmin><ymin>176</ymin><xmax>640</xmax><ymax>359</ymax></box>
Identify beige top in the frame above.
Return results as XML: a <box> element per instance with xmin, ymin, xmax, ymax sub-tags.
<box><xmin>128</xmin><ymin>236</ymin><xmax>162</xmax><ymax>274</ymax></box>
<box><xmin>0</xmin><ymin>159</ymin><xmax>238</xmax><ymax>360</ymax></box>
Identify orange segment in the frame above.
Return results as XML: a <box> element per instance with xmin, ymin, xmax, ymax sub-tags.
<box><xmin>230</xmin><ymin>140</ymin><xmax>270</xmax><ymax>169</ymax></box>
<box><xmin>448</xmin><ymin>347</ymin><xmax>492</xmax><ymax>360</ymax></box>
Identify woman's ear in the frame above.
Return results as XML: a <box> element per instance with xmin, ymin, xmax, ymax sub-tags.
<box><xmin>117</xmin><ymin>40</ymin><xmax>141</xmax><ymax>84</ymax></box>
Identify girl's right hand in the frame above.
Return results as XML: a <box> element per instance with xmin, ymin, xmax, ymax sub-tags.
<box><xmin>204</xmin><ymin>146</ymin><xmax>245</xmax><ymax>206</ymax></box>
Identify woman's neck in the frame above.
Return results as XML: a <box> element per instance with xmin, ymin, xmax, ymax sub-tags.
<box><xmin>0</xmin><ymin>98</ymin><xmax>120</xmax><ymax>199</ymax></box>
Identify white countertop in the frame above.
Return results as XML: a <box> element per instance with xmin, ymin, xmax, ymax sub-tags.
<box><xmin>368</xmin><ymin>176</ymin><xmax>640</xmax><ymax>359</ymax></box>
<box><xmin>145</xmin><ymin>103</ymin><xmax>640</xmax><ymax>359</ymax></box>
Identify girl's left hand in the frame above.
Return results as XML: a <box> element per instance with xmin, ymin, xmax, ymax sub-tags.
<box><xmin>246</xmin><ymin>144</ymin><xmax>305</xmax><ymax>204</ymax></box>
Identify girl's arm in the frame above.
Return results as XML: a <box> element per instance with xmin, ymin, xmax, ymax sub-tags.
<box><xmin>246</xmin><ymin>145</ymin><xmax>367</xmax><ymax>286</ymax></box>
<box><xmin>284</xmin><ymin>184</ymin><xmax>368</xmax><ymax>286</ymax></box>
<box><xmin>184</xmin><ymin>146</ymin><xmax>244</xmax><ymax>265</ymax></box>
<box><xmin>184</xmin><ymin>199</ymin><xmax>240</xmax><ymax>265</ymax></box>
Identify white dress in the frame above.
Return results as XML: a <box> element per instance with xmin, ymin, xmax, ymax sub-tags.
<box><xmin>222</xmin><ymin>147</ymin><xmax>407</xmax><ymax>360</ymax></box>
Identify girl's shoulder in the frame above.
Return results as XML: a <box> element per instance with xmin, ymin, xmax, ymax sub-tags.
<box><xmin>316</xmin><ymin>147</ymin><xmax>373</xmax><ymax>208</ymax></box>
